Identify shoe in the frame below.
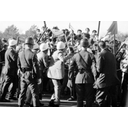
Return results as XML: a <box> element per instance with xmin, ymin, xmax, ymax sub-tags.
<box><xmin>8</xmin><ymin>97</ymin><xmax>18</xmax><ymax>101</ymax></box>
<box><xmin>39</xmin><ymin>102</ymin><xmax>44</xmax><ymax>107</ymax></box>
<box><xmin>67</xmin><ymin>97</ymin><xmax>75</xmax><ymax>101</ymax></box>
<box><xmin>48</xmin><ymin>100</ymin><xmax>55</xmax><ymax>107</ymax></box>
<box><xmin>53</xmin><ymin>104</ymin><xmax>59</xmax><ymax>107</ymax></box>
<box><xmin>24</xmin><ymin>102</ymin><xmax>33</xmax><ymax>107</ymax></box>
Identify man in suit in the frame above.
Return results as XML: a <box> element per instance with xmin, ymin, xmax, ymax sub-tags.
<box><xmin>94</xmin><ymin>41</ymin><xmax>117</xmax><ymax>107</ymax></box>
<box><xmin>69</xmin><ymin>38</ymin><xmax>96</xmax><ymax>107</ymax></box>
<box><xmin>18</xmin><ymin>37</ymin><xmax>40</xmax><ymax>107</ymax></box>
<box><xmin>0</xmin><ymin>39</ymin><xmax>18</xmax><ymax>102</ymax></box>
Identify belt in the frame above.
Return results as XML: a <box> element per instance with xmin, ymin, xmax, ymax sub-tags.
<box><xmin>78</xmin><ymin>69</ymin><xmax>91</xmax><ymax>73</ymax></box>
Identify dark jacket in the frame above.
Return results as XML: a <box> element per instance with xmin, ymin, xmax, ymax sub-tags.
<box><xmin>69</xmin><ymin>49</ymin><xmax>96</xmax><ymax>84</ymax></box>
<box><xmin>95</xmin><ymin>48</ymin><xmax>117</xmax><ymax>88</ymax></box>
<box><xmin>4</xmin><ymin>47</ymin><xmax>18</xmax><ymax>75</ymax></box>
<box><xmin>0</xmin><ymin>49</ymin><xmax>6</xmax><ymax>64</ymax></box>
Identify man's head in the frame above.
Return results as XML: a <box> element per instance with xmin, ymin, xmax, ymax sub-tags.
<box><xmin>77</xmin><ymin>29</ymin><xmax>82</xmax><ymax>35</ymax></box>
<box><xmin>40</xmin><ymin>43</ymin><xmax>49</xmax><ymax>53</ymax></box>
<box><xmin>24</xmin><ymin>37</ymin><xmax>34</xmax><ymax>49</ymax></box>
<box><xmin>99</xmin><ymin>41</ymin><xmax>106</xmax><ymax>50</ymax></box>
<box><xmin>8</xmin><ymin>39</ymin><xmax>17</xmax><ymax>49</ymax></box>
<box><xmin>80</xmin><ymin>38</ymin><xmax>89</xmax><ymax>49</ymax></box>
<box><xmin>85</xmin><ymin>28</ymin><xmax>90</xmax><ymax>34</ymax></box>
<box><xmin>92</xmin><ymin>30</ymin><xmax>97</xmax><ymax>36</ymax></box>
<box><xmin>56</xmin><ymin>41</ymin><xmax>65</xmax><ymax>52</ymax></box>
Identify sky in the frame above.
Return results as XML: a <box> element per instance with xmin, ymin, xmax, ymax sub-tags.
<box><xmin>0</xmin><ymin>21</ymin><xmax>128</xmax><ymax>37</ymax></box>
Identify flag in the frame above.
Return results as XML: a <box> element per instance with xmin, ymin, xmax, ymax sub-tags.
<box><xmin>52</xmin><ymin>29</ymin><xmax>64</xmax><ymax>37</ymax></box>
<box><xmin>69</xmin><ymin>23</ymin><xmax>74</xmax><ymax>31</ymax></box>
<box><xmin>107</xmin><ymin>21</ymin><xmax>118</xmax><ymax>35</ymax></box>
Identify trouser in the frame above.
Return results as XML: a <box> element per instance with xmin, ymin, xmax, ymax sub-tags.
<box><xmin>25</xmin><ymin>87</ymin><xmax>32</xmax><ymax>104</ymax></box>
<box><xmin>25</xmin><ymin>83</ymin><xmax>40</xmax><ymax>104</ymax></box>
<box><xmin>0</xmin><ymin>66</ymin><xmax>2</xmax><ymax>76</ymax></box>
<box><xmin>67</xmin><ymin>78</ymin><xmax>76</xmax><ymax>99</ymax></box>
<box><xmin>61</xmin><ymin>70</ymin><xmax>68</xmax><ymax>95</ymax></box>
<box><xmin>108</xmin><ymin>85</ymin><xmax>118</xmax><ymax>107</ymax></box>
<box><xmin>95</xmin><ymin>87</ymin><xmax>110</xmax><ymax>107</ymax></box>
<box><xmin>1</xmin><ymin>74</ymin><xmax>18</xmax><ymax>100</ymax></box>
<box><xmin>76</xmin><ymin>83</ymin><xmax>94</xmax><ymax>107</ymax></box>
<box><xmin>51</xmin><ymin>79</ymin><xmax>62</xmax><ymax>105</ymax></box>
<box><xmin>120</xmin><ymin>73</ymin><xmax>128</xmax><ymax>106</ymax></box>
<box><xmin>18</xmin><ymin>77</ymin><xmax>39</xmax><ymax>107</ymax></box>
<box><xmin>42</xmin><ymin>74</ymin><xmax>49</xmax><ymax>93</ymax></box>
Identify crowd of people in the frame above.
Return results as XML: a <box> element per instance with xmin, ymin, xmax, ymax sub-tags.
<box><xmin>0</xmin><ymin>26</ymin><xmax>128</xmax><ymax>107</ymax></box>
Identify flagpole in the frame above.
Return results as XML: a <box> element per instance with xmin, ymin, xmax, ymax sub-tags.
<box><xmin>113</xmin><ymin>34</ymin><xmax>116</xmax><ymax>55</ymax></box>
<box><xmin>44</xmin><ymin>21</ymin><xmax>46</xmax><ymax>28</ymax></box>
<box><xmin>97</xmin><ymin>21</ymin><xmax>101</xmax><ymax>39</ymax></box>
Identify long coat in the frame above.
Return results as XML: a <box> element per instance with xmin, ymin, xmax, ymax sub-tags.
<box><xmin>94</xmin><ymin>48</ymin><xmax>117</xmax><ymax>88</ymax></box>
<box><xmin>69</xmin><ymin>50</ymin><xmax>96</xmax><ymax>84</ymax></box>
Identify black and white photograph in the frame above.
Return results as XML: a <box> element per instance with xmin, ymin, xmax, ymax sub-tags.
<box><xmin>0</xmin><ymin>21</ymin><xmax>128</xmax><ymax>107</ymax></box>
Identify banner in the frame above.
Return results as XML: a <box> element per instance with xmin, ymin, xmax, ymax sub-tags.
<box><xmin>69</xmin><ymin>23</ymin><xmax>74</xmax><ymax>31</ymax></box>
<box><xmin>52</xmin><ymin>29</ymin><xmax>64</xmax><ymax>37</ymax></box>
<box><xmin>107</xmin><ymin>21</ymin><xmax>118</xmax><ymax>35</ymax></box>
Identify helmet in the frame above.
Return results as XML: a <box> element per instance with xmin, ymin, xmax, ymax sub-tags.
<box><xmin>40</xmin><ymin>43</ymin><xmax>49</xmax><ymax>52</ymax></box>
<box><xmin>8</xmin><ymin>39</ymin><xmax>17</xmax><ymax>47</ymax></box>
<box><xmin>33</xmin><ymin>43</ymin><xmax>39</xmax><ymax>50</ymax></box>
<box><xmin>57</xmin><ymin>41</ymin><xmax>65</xmax><ymax>50</ymax></box>
<box><xmin>80</xmin><ymin>38</ymin><xmax>89</xmax><ymax>48</ymax></box>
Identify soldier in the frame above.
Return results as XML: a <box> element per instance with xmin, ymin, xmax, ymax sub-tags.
<box><xmin>0</xmin><ymin>39</ymin><xmax>18</xmax><ymax>102</ymax></box>
<box><xmin>69</xmin><ymin>38</ymin><xmax>96</xmax><ymax>107</ymax></box>
<box><xmin>18</xmin><ymin>37</ymin><xmax>40</xmax><ymax>107</ymax></box>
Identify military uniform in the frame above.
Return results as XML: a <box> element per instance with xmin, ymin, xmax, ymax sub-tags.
<box><xmin>18</xmin><ymin>48</ymin><xmax>40</xmax><ymax>107</ymax></box>
<box><xmin>69</xmin><ymin>49</ymin><xmax>96</xmax><ymax>107</ymax></box>
<box><xmin>0</xmin><ymin>47</ymin><xmax>18</xmax><ymax>101</ymax></box>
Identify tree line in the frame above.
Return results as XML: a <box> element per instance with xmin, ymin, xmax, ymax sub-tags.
<box><xmin>0</xmin><ymin>24</ymin><xmax>38</xmax><ymax>42</ymax></box>
<box><xmin>0</xmin><ymin>24</ymin><xmax>128</xmax><ymax>43</ymax></box>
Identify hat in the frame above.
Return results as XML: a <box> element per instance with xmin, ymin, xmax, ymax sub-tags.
<box><xmin>24</xmin><ymin>37</ymin><xmax>34</xmax><ymax>45</ymax></box>
<box><xmin>40</xmin><ymin>43</ymin><xmax>49</xmax><ymax>52</ymax></box>
<box><xmin>8</xmin><ymin>39</ymin><xmax>17</xmax><ymax>47</ymax></box>
<box><xmin>57</xmin><ymin>41</ymin><xmax>65</xmax><ymax>50</ymax></box>
<box><xmin>80</xmin><ymin>38</ymin><xmax>89</xmax><ymax>48</ymax></box>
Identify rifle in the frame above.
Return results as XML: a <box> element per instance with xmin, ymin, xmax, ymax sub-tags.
<box><xmin>36</xmin><ymin>21</ymin><xmax>47</xmax><ymax>44</ymax></box>
<box><xmin>115</xmin><ymin>43</ymin><xmax>125</xmax><ymax>57</ymax></box>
